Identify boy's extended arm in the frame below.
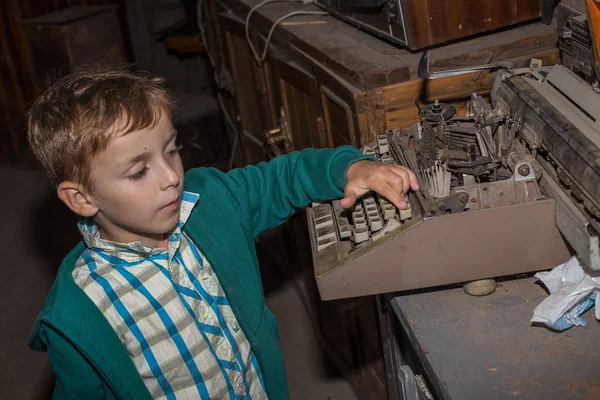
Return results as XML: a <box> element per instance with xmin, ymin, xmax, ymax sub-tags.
<box><xmin>193</xmin><ymin>146</ymin><xmax>372</xmax><ymax>237</ymax></box>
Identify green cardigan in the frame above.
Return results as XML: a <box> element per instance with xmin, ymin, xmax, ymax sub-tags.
<box><xmin>29</xmin><ymin>146</ymin><xmax>370</xmax><ymax>399</ymax></box>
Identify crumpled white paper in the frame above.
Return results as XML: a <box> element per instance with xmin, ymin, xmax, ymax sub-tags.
<box><xmin>531</xmin><ymin>256</ymin><xmax>600</xmax><ymax>331</ymax></box>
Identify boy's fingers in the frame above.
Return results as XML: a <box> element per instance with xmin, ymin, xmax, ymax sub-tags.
<box><xmin>370</xmin><ymin>179</ymin><xmax>407</xmax><ymax>210</ymax></box>
<box><xmin>395</xmin><ymin>168</ymin><xmax>411</xmax><ymax>195</ymax></box>
<box><xmin>342</xmin><ymin>163</ymin><xmax>417</xmax><ymax>210</ymax></box>
<box><xmin>340</xmin><ymin>193</ymin><xmax>358</xmax><ymax>209</ymax></box>
<box><xmin>393</xmin><ymin>165</ymin><xmax>419</xmax><ymax>191</ymax></box>
<box><xmin>381</xmin><ymin>169</ymin><xmax>407</xmax><ymax>199</ymax></box>
<box><xmin>394</xmin><ymin>165</ymin><xmax>419</xmax><ymax>191</ymax></box>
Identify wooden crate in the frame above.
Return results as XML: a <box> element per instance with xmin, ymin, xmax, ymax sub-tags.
<box><xmin>0</xmin><ymin>0</ymin><xmax>120</xmax><ymax>161</ymax></box>
<box><xmin>22</xmin><ymin>5</ymin><xmax>127</xmax><ymax>88</ymax></box>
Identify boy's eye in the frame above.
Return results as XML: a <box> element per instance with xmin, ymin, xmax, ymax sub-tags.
<box><xmin>167</xmin><ymin>145</ymin><xmax>183</xmax><ymax>157</ymax></box>
<box><xmin>129</xmin><ymin>167</ymin><xmax>148</xmax><ymax>180</ymax></box>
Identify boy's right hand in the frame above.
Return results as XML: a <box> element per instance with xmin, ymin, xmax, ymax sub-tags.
<box><xmin>341</xmin><ymin>160</ymin><xmax>419</xmax><ymax>210</ymax></box>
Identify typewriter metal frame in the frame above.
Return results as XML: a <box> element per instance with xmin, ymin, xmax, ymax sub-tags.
<box><xmin>310</xmin><ymin>64</ymin><xmax>600</xmax><ymax>301</ymax></box>
<box><xmin>308</xmin><ymin>133</ymin><xmax>570</xmax><ymax>300</ymax></box>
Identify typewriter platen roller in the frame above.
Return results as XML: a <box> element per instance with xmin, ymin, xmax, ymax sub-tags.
<box><xmin>308</xmin><ymin>65</ymin><xmax>600</xmax><ymax>301</ymax></box>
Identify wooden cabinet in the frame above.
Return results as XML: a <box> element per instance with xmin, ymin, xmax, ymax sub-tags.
<box><xmin>217</xmin><ymin>11</ymin><xmax>362</xmax><ymax>156</ymax></box>
<box><xmin>218</xmin><ymin>16</ymin><xmax>273</xmax><ymax>164</ymax></box>
<box><xmin>22</xmin><ymin>6</ymin><xmax>127</xmax><ymax>87</ymax></box>
<box><xmin>201</xmin><ymin>0</ymin><xmax>560</xmax><ymax>396</ymax></box>
<box><xmin>273</xmin><ymin>55</ymin><xmax>325</xmax><ymax>149</ymax></box>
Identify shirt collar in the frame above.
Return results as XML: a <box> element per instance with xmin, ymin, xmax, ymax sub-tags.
<box><xmin>78</xmin><ymin>191</ymin><xmax>200</xmax><ymax>258</ymax></box>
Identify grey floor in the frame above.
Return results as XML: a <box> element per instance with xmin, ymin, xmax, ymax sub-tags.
<box><xmin>0</xmin><ymin>165</ymin><xmax>357</xmax><ymax>400</ymax></box>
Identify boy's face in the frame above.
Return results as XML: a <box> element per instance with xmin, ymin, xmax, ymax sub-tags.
<box><xmin>86</xmin><ymin>112</ymin><xmax>184</xmax><ymax>247</ymax></box>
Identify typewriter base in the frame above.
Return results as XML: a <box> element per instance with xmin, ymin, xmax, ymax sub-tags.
<box><xmin>315</xmin><ymin>200</ymin><xmax>571</xmax><ymax>300</ymax></box>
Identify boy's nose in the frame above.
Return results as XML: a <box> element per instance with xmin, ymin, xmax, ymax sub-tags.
<box><xmin>160</xmin><ymin>162</ymin><xmax>180</xmax><ymax>189</ymax></box>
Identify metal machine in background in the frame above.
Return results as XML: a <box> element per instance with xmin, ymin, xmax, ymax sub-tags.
<box><xmin>313</xmin><ymin>0</ymin><xmax>541</xmax><ymax>51</ymax></box>
<box><xmin>557</xmin><ymin>0</ymin><xmax>600</xmax><ymax>86</ymax></box>
<box><xmin>308</xmin><ymin>56</ymin><xmax>600</xmax><ymax>300</ymax></box>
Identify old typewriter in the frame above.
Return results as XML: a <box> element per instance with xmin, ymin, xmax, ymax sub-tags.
<box><xmin>308</xmin><ymin>59</ymin><xmax>600</xmax><ymax>300</ymax></box>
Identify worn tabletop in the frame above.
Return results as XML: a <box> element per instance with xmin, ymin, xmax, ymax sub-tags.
<box><xmin>223</xmin><ymin>0</ymin><xmax>557</xmax><ymax>90</ymax></box>
<box><xmin>391</xmin><ymin>277</ymin><xmax>600</xmax><ymax>399</ymax></box>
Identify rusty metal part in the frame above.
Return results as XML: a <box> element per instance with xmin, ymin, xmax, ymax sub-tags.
<box><xmin>417</xmin><ymin>121</ymin><xmax>437</xmax><ymax>170</ymax></box>
<box><xmin>428</xmin><ymin>192</ymin><xmax>470</xmax><ymax>215</ymax></box>
<box><xmin>312</xmin><ymin>200</ymin><xmax>571</xmax><ymax>300</ymax></box>
<box><xmin>265</xmin><ymin>107</ymin><xmax>292</xmax><ymax>156</ymax></box>
<box><xmin>455</xmin><ymin>171</ymin><xmax>541</xmax><ymax>212</ymax></box>
<box><xmin>420</xmin><ymin>100</ymin><xmax>457</xmax><ymax>122</ymax></box>
<box><xmin>447</xmin><ymin>156</ymin><xmax>492</xmax><ymax>168</ymax></box>
<box><xmin>418</xmin><ymin>50</ymin><xmax>515</xmax><ymax>79</ymax></box>
<box><xmin>437</xmin><ymin>148</ymin><xmax>468</xmax><ymax>161</ymax></box>
<box><xmin>265</xmin><ymin>130</ymin><xmax>288</xmax><ymax>145</ymax></box>
<box><xmin>442</xmin><ymin>128</ymin><xmax>480</xmax><ymax>151</ymax></box>
<box><xmin>387</xmin><ymin>129</ymin><xmax>431</xmax><ymax>214</ymax></box>
<box><xmin>436</xmin><ymin>116</ymin><xmax>449</xmax><ymax>148</ymax></box>
<box><xmin>454</xmin><ymin>164</ymin><xmax>490</xmax><ymax>176</ymax></box>
<box><xmin>518</xmin><ymin>163</ymin><xmax>531</xmax><ymax>177</ymax></box>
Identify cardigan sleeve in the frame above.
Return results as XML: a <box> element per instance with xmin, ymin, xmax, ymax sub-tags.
<box><xmin>187</xmin><ymin>145</ymin><xmax>373</xmax><ymax>237</ymax></box>
<box><xmin>41</xmin><ymin>325</ymin><xmax>111</xmax><ymax>400</ymax></box>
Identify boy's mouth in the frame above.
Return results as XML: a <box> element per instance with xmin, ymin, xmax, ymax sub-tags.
<box><xmin>160</xmin><ymin>197</ymin><xmax>180</xmax><ymax>212</ymax></box>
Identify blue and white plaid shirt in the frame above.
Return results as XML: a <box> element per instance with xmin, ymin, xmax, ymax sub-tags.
<box><xmin>72</xmin><ymin>191</ymin><xmax>268</xmax><ymax>399</ymax></box>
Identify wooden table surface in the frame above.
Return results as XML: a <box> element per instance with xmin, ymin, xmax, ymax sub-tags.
<box><xmin>391</xmin><ymin>277</ymin><xmax>600</xmax><ymax>399</ymax></box>
<box><xmin>228</xmin><ymin>0</ymin><xmax>558</xmax><ymax>90</ymax></box>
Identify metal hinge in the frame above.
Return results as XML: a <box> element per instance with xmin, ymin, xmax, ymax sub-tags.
<box><xmin>265</xmin><ymin>107</ymin><xmax>293</xmax><ymax>156</ymax></box>
<box><xmin>399</xmin><ymin>365</ymin><xmax>434</xmax><ymax>400</ymax></box>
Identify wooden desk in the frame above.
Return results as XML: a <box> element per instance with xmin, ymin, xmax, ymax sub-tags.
<box><xmin>204</xmin><ymin>0</ymin><xmax>558</xmax><ymax>163</ymax></box>
<box><xmin>202</xmin><ymin>1</ymin><xmax>562</xmax><ymax>396</ymax></box>
<box><xmin>382</xmin><ymin>278</ymin><xmax>600</xmax><ymax>399</ymax></box>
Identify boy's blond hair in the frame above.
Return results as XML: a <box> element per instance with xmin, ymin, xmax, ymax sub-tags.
<box><xmin>27</xmin><ymin>67</ymin><xmax>172</xmax><ymax>191</ymax></box>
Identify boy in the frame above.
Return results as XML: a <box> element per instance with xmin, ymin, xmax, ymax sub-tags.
<box><xmin>27</xmin><ymin>68</ymin><xmax>418</xmax><ymax>400</ymax></box>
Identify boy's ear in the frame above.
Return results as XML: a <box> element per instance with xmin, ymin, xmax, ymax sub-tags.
<box><xmin>56</xmin><ymin>181</ymin><xmax>99</xmax><ymax>218</ymax></box>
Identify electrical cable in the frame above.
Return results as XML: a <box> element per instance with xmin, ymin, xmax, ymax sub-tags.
<box><xmin>245</xmin><ymin>0</ymin><xmax>327</xmax><ymax>65</ymax></box>
<box><xmin>245</xmin><ymin>0</ymin><xmax>294</xmax><ymax>63</ymax></box>
<box><xmin>197</xmin><ymin>0</ymin><xmax>323</xmax><ymax>167</ymax></box>
<box><xmin>198</xmin><ymin>2</ymin><xmax>334</xmax><ymax>316</ymax></box>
